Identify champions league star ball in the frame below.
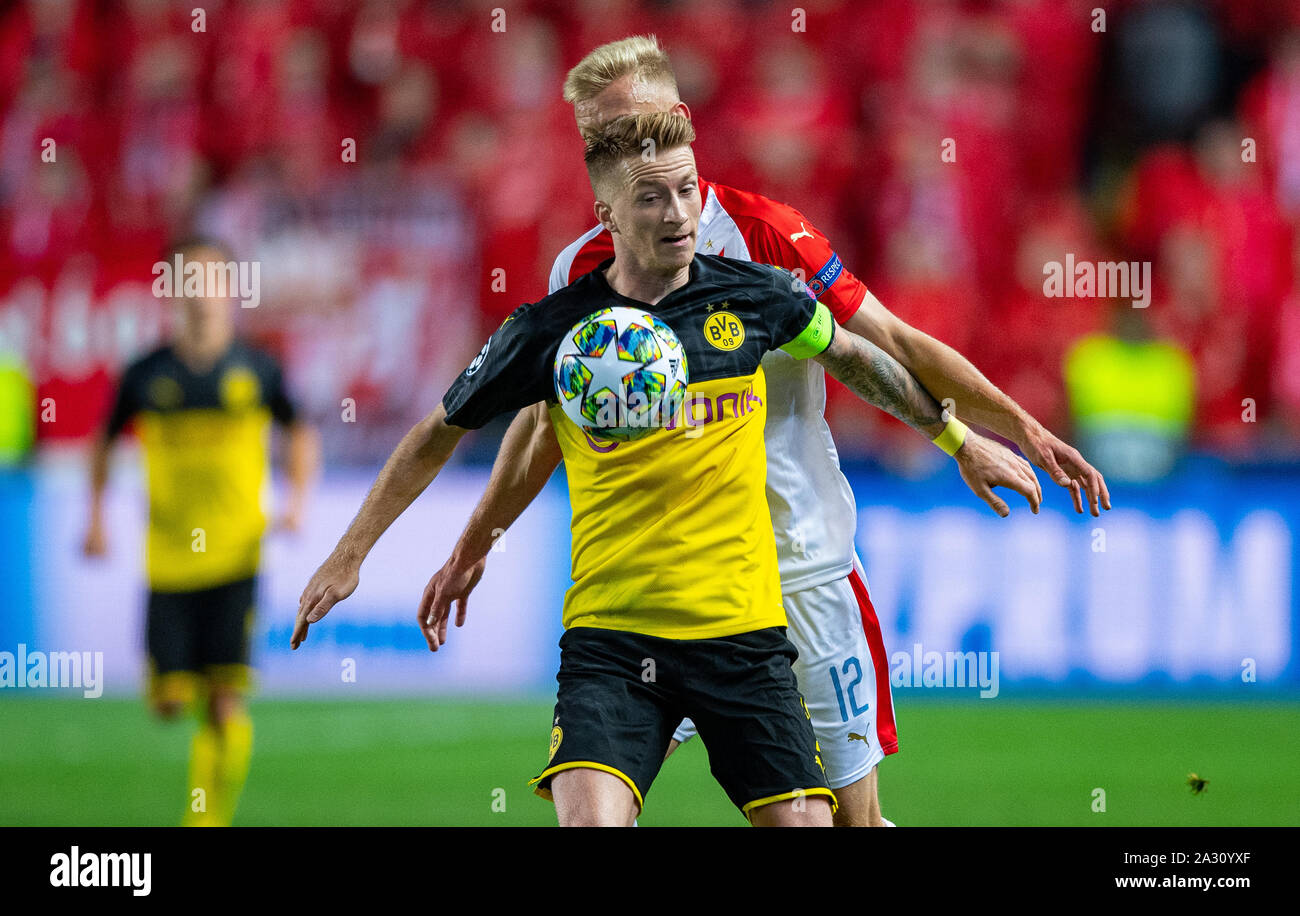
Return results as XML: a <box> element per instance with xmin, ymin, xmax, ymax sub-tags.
<box><xmin>553</xmin><ymin>306</ymin><xmax>689</xmax><ymax>442</ymax></box>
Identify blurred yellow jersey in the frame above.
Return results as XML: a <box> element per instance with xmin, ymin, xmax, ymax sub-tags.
<box><xmin>105</xmin><ymin>342</ymin><xmax>298</xmax><ymax>592</ymax></box>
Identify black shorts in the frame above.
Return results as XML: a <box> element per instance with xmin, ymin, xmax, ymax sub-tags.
<box><xmin>531</xmin><ymin>626</ymin><xmax>835</xmax><ymax>819</ymax></box>
<box><xmin>146</xmin><ymin>576</ymin><xmax>257</xmax><ymax>699</ymax></box>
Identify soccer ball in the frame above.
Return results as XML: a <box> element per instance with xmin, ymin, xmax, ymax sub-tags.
<box><xmin>553</xmin><ymin>306</ymin><xmax>689</xmax><ymax>442</ymax></box>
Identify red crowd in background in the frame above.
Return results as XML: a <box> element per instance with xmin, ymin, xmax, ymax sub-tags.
<box><xmin>1</xmin><ymin>0</ymin><xmax>1298</xmax><ymax>465</ymax></box>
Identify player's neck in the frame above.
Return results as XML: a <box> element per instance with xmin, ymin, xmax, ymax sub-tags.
<box><xmin>172</xmin><ymin>333</ymin><xmax>233</xmax><ymax>373</ymax></box>
<box><xmin>603</xmin><ymin>259</ymin><xmax>691</xmax><ymax>306</ymax></box>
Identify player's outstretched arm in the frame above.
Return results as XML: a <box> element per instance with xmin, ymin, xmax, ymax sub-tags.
<box><xmin>82</xmin><ymin>433</ymin><xmax>113</xmax><ymax>557</ymax></box>
<box><xmin>275</xmin><ymin>421</ymin><xmax>320</xmax><ymax>533</ymax></box>
<box><xmin>844</xmin><ymin>291</ymin><xmax>1109</xmax><ymax>516</ymax></box>
<box><xmin>417</xmin><ymin>400</ymin><xmax>563</xmax><ymax>651</ymax></box>
<box><xmin>814</xmin><ymin>327</ymin><xmax>1042</xmax><ymax>518</ymax></box>
<box><xmin>292</xmin><ymin>404</ymin><xmax>467</xmax><ymax>649</ymax></box>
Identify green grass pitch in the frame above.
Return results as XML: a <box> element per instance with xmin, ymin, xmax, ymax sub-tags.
<box><xmin>1</xmin><ymin>696</ymin><xmax>1295</xmax><ymax>826</ymax></box>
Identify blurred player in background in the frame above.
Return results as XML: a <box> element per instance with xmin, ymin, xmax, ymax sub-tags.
<box><xmin>83</xmin><ymin>239</ymin><xmax>319</xmax><ymax>827</ymax></box>
<box><xmin>422</xmin><ymin>35</ymin><xmax>1110</xmax><ymax>827</ymax></box>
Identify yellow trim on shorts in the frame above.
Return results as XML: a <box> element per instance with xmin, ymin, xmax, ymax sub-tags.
<box><xmin>147</xmin><ymin>668</ymin><xmax>199</xmax><ymax>707</ymax></box>
<box><xmin>529</xmin><ymin>761</ymin><xmax>645</xmax><ymax>812</ymax></box>
<box><xmin>146</xmin><ymin>663</ymin><xmax>252</xmax><ymax>707</ymax></box>
<box><xmin>203</xmin><ymin>663</ymin><xmax>253</xmax><ymax>692</ymax></box>
<box><xmin>742</xmin><ymin>787</ymin><xmax>838</xmax><ymax>821</ymax></box>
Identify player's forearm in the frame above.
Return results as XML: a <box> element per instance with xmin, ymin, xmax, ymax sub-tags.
<box><xmin>844</xmin><ymin>301</ymin><xmax>1040</xmax><ymax>446</ymax></box>
<box><xmin>283</xmin><ymin>422</ymin><xmax>320</xmax><ymax>515</ymax></box>
<box><xmin>450</xmin><ymin>403</ymin><xmax>562</xmax><ymax>567</ymax></box>
<box><xmin>87</xmin><ymin>435</ymin><xmax>111</xmax><ymax>526</ymax></box>
<box><xmin>333</xmin><ymin>405</ymin><xmax>466</xmax><ymax>566</ymax></box>
<box><xmin>815</xmin><ymin>330</ymin><xmax>948</xmax><ymax>440</ymax></box>
<box><xmin>893</xmin><ymin>329</ymin><xmax>1037</xmax><ymax>443</ymax></box>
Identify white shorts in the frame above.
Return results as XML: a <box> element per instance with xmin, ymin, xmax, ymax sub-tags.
<box><xmin>673</xmin><ymin>557</ymin><xmax>898</xmax><ymax>790</ymax></box>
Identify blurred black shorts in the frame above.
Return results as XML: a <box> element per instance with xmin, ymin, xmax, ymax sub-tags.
<box><xmin>146</xmin><ymin>576</ymin><xmax>256</xmax><ymax>699</ymax></box>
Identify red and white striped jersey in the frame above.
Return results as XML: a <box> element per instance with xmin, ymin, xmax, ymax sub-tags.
<box><xmin>549</xmin><ymin>178</ymin><xmax>869</xmax><ymax>593</ymax></box>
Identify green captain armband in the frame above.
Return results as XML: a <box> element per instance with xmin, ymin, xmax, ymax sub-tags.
<box><xmin>780</xmin><ymin>301</ymin><xmax>835</xmax><ymax>359</ymax></box>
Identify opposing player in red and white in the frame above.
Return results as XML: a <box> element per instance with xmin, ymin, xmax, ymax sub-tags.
<box><xmin>422</xmin><ymin>35</ymin><xmax>1110</xmax><ymax>827</ymax></box>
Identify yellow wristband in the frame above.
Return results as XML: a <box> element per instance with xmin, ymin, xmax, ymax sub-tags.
<box><xmin>932</xmin><ymin>417</ymin><xmax>968</xmax><ymax>457</ymax></box>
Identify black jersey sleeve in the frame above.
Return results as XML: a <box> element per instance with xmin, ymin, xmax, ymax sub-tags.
<box><xmin>262</xmin><ymin>356</ymin><xmax>298</xmax><ymax>426</ymax></box>
<box><xmin>441</xmin><ymin>305</ymin><xmax>556</xmax><ymax>430</ymax></box>
<box><xmin>764</xmin><ymin>267</ymin><xmax>836</xmax><ymax>359</ymax></box>
<box><xmin>103</xmin><ymin>360</ymin><xmax>144</xmax><ymax>439</ymax></box>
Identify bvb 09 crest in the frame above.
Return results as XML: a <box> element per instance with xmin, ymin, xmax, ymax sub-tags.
<box><xmin>703</xmin><ymin>311</ymin><xmax>744</xmax><ymax>351</ymax></box>
<box><xmin>219</xmin><ymin>367</ymin><xmax>261</xmax><ymax>409</ymax></box>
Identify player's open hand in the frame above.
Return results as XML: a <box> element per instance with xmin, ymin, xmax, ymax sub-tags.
<box><xmin>292</xmin><ymin>552</ymin><xmax>360</xmax><ymax>649</ymax></box>
<box><xmin>954</xmin><ymin>433</ymin><xmax>1042</xmax><ymax>518</ymax></box>
<box><xmin>418</xmin><ymin>555</ymin><xmax>487</xmax><ymax>652</ymax></box>
<box><xmin>1019</xmin><ymin>425</ymin><xmax>1112</xmax><ymax>517</ymax></box>
<box><xmin>273</xmin><ymin>507</ymin><xmax>304</xmax><ymax>534</ymax></box>
<box><xmin>81</xmin><ymin>523</ymin><xmax>108</xmax><ymax>558</ymax></box>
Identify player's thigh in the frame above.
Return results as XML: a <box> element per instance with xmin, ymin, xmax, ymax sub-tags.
<box><xmin>749</xmin><ymin>794</ymin><xmax>834</xmax><ymax>827</ymax></box>
<box><xmin>550</xmin><ymin>767</ymin><xmax>639</xmax><ymax>827</ymax></box>
<box><xmin>784</xmin><ymin>577</ymin><xmax>888</xmax><ymax>790</ymax></box>
<box><xmin>684</xmin><ymin>628</ymin><xmax>835</xmax><ymax>822</ymax></box>
<box><xmin>196</xmin><ymin>576</ymin><xmax>257</xmax><ymax>703</ymax></box>
<box><xmin>145</xmin><ymin>589</ymin><xmax>201</xmax><ymax>716</ymax></box>
<box><xmin>531</xmin><ymin>628</ymin><xmax>682</xmax><ymax>814</ymax></box>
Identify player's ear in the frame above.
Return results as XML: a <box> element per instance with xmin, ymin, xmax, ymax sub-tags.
<box><xmin>594</xmin><ymin>199</ymin><xmax>617</xmax><ymax>235</ymax></box>
<box><xmin>674</xmin><ymin>101</ymin><xmax>691</xmax><ymax>121</ymax></box>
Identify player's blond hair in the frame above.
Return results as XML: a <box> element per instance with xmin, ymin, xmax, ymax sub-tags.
<box><xmin>562</xmin><ymin>35</ymin><xmax>679</xmax><ymax>106</ymax></box>
<box><xmin>584</xmin><ymin>112</ymin><xmax>696</xmax><ymax>195</ymax></box>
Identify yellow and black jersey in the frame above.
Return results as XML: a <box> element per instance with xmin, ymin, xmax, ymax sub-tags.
<box><xmin>443</xmin><ymin>254</ymin><xmax>835</xmax><ymax>639</ymax></box>
<box><xmin>106</xmin><ymin>341</ymin><xmax>298</xmax><ymax>592</ymax></box>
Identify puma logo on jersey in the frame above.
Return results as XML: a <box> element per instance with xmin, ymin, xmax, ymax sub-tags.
<box><xmin>789</xmin><ymin>223</ymin><xmax>814</xmax><ymax>243</ymax></box>
<box><xmin>848</xmin><ymin>732</ymin><xmax>871</xmax><ymax>745</ymax></box>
